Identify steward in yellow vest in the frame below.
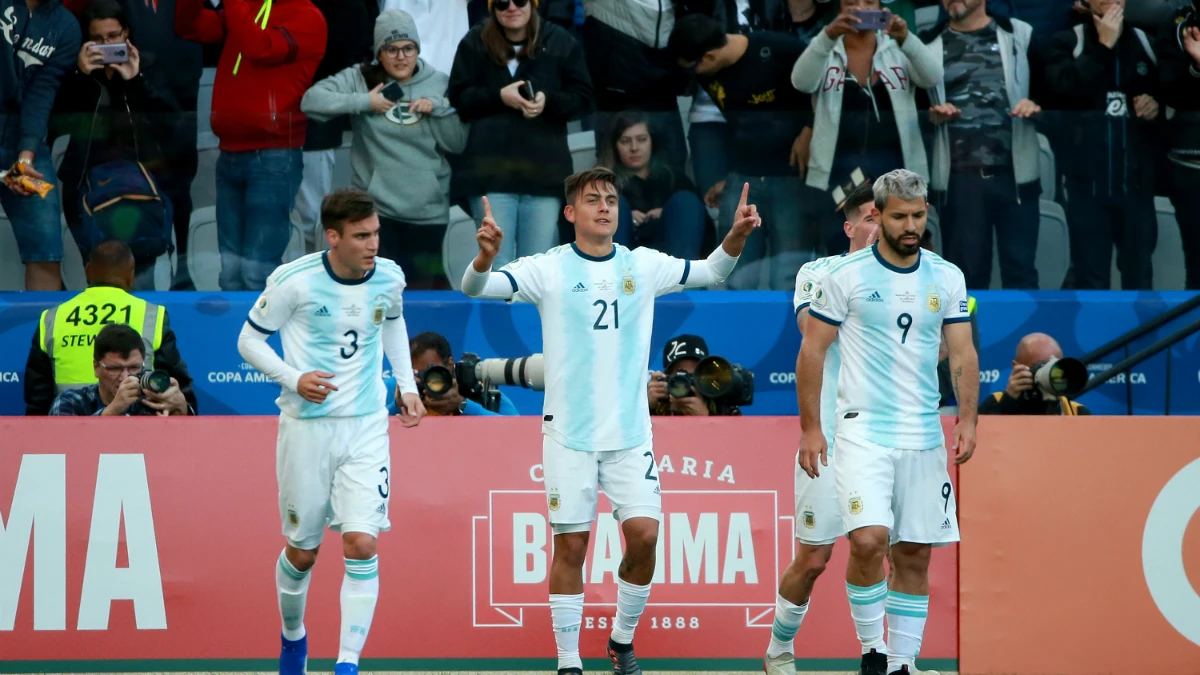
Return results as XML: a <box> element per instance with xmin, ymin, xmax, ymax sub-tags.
<box><xmin>23</xmin><ymin>241</ymin><xmax>197</xmax><ymax>415</ymax></box>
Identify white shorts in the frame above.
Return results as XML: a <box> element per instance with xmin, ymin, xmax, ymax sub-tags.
<box><xmin>833</xmin><ymin>432</ymin><xmax>960</xmax><ymax>546</ymax></box>
<box><xmin>542</xmin><ymin>435</ymin><xmax>662</xmax><ymax>535</ymax></box>
<box><xmin>794</xmin><ymin>449</ymin><xmax>842</xmax><ymax>546</ymax></box>
<box><xmin>277</xmin><ymin>409</ymin><xmax>391</xmax><ymax>550</ymax></box>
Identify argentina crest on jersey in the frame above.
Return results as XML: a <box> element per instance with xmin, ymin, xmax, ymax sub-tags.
<box><xmin>373</xmin><ymin>294</ymin><xmax>388</xmax><ymax>325</ymax></box>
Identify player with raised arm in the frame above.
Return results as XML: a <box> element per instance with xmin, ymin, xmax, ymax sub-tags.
<box><xmin>797</xmin><ymin>170</ymin><xmax>978</xmax><ymax>675</ymax></box>
<box><xmin>236</xmin><ymin>188</ymin><xmax>426</xmax><ymax>675</ymax></box>
<box><xmin>765</xmin><ymin>183</ymin><xmax>879</xmax><ymax>675</ymax></box>
<box><xmin>462</xmin><ymin>167</ymin><xmax>760</xmax><ymax>675</ymax></box>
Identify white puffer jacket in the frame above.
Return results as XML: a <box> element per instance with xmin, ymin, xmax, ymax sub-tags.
<box><xmin>584</xmin><ymin>0</ymin><xmax>674</xmax><ymax>49</ymax></box>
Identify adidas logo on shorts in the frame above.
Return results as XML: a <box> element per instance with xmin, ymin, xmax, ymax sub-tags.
<box><xmin>866</xmin><ymin>291</ymin><xmax>883</xmax><ymax>302</ymax></box>
<box><xmin>314</xmin><ymin>306</ymin><xmax>332</xmax><ymax>317</ymax></box>
<box><xmin>572</xmin><ymin>282</ymin><xmax>587</xmax><ymax>292</ymax></box>
<box><xmin>376</xmin><ymin>502</ymin><xmax>387</xmax><ymax>515</ymax></box>
<box><xmin>941</xmin><ymin>518</ymin><xmax>952</xmax><ymax>530</ymax></box>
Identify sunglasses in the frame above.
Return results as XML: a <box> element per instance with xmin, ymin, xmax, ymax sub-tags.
<box><xmin>493</xmin><ymin>0</ymin><xmax>530</xmax><ymax>11</ymax></box>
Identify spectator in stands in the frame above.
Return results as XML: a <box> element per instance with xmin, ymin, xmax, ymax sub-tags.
<box><xmin>63</xmin><ymin>0</ymin><xmax>208</xmax><ymax>290</ymax></box>
<box><xmin>648</xmin><ymin>334</ymin><xmax>744</xmax><ymax>416</ymax></box>
<box><xmin>0</xmin><ymin>0</ymin><xmax>81</xmax><ymax>291</ymax></box>
<box><xmin>468</xmin><ymin>0</ymin><xmax>576</xmax><ymax>31</ymax></box>
<box><xmin>792</xmin><ymin>0</ymin><xmax>942</xmax><ymax>255</ymax></box>
<box><xmin>396</xmin><ymin>330</ymin><xmax>519</xmax><ymax>416</ymax></box>
<box><xmin>48</xmin><ymin>323</ymin><xmax>194</xmax><ymax>416</ymax></box>
<box><xmin>583</xmin><ymin>0</ymin><xmax>690</xmax><ymax>173</ymax></box>
<box><xmin>303</xmin><ymin>10</ymin><xmax>467</xmax><ymax>288</ymax></box>
<box><xmin>989</xmin><ymin>0</ymin><xmax>1078</xmax><ymax>49</ymax></box>
<box><xmin>670</xmin><ymin>14</ymin><xmax>813</xmax><ymax>290</ymax></box>
<box><xmin>979</xmin><ymin>332</ymin><xmax>1090</xmax><ymax>415</ymax></box>
<box><xmin>601</xmin><ymin>112</ymin><xmax>707</xmax><ymax>259</ymax></box>
<box><xmin>448</xmin><ymin>0</ymin><xmax>593</xmax><ymax>268</ymax></box>
<box><xmin>1157</xmin><ymin>3</ymin><xmax>1200</xmax><ymax>290</ymax></box>
<box><xmin>53</xmin><ymin>0</ymin><xmax>180</xmax><ymax>289</ymax></box>
<box><xmin>386</xmin><ymin>0</ymin><xmax>468</xmax><ymax>76</ymax></box>
<box><xmin>174</xmin><ymin>0</ymin><xmax>327</xmax><ymax>291</ymax></box>
<box><xmin>294</xmin><ymin>0</ymin><xmax>375</xmax><ymax>254</ymax></box>
<box><xmin>1046</xmin><ymin>0</ymin><xmax>1160</xmax><ymax>290</ymax></box>
<box><xmin>24</xmin><ymin>241</ymin><xmax>197</xmax><ymax>416</ymax></box>
<box><xmin>924</xmin><ymin>0</ymin><xmax>1043</xmax><ymax>290</ymax></box>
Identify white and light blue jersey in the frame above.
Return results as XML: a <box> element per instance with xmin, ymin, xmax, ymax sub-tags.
<box><xmin>808</xmin><ymin>244</ymin><xmax>969</xmax><ymax>450</ymax></box>
<box><xmin>794</xmin><ymin>256</ymin><xmax>843</xmax><ymax>452</ymax></box>
<box><xmin>499</xmin><ymin>243</ymin><xmax>690</xmax><ymax>452</ymax></box>
<box><xmin>247</xmin><ymin>252</ymin><xmax>408</xmax><ymax>419</ymax></box>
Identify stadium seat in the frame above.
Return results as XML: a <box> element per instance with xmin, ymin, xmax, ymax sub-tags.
<box><xmin>569</xmin><ymin>131</ymin><xmax>597</xmax><ymax>173</ymax></box>
<box><xmin>1151</xmin><ymin>197</ymin><xmax>1186</xmax><ymax>291</ymax></box>
<box><xmin>1038</xmin><ymin>134</ymin><xmax>1056</xmax><ymax>202</ymax></box>
<box><xmin>189</xmin><ymin>206</ymin><xmax>304</xmax><ymax>291</ymax></box>
<box><xmin>442</xmin><ymin>206</ymin><xmax>478</xmax><ymax>290</ymax></box>
<box><xmin>0</xmin><ymin>211</ymin><xmax>22</xmax><ymax>291</ymax></box>
<box><xmin>986</xmin><ymin>199</ymin><xmax>1068</xmax><ymax>290</ymax></box>
<box><xmin>915</xmin><ymin>5</ymin><xmax>941</xmax><ymax>32</ymax></box>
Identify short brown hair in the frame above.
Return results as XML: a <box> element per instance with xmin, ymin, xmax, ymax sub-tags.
<box><xmin>321</xmin><ymin>188</ymin><xmax>377</xmax><ymax>234</ymax></box>
<box><xmin>564</xmin><ymin>168</ymin><xmax>619</xmax><ymax>206</ymax></box>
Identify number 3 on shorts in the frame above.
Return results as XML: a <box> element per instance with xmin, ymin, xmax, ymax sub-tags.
<box><xmin>378</xmin><ymin>466</ymin><xmax>390</xmax><ymax>498</ymax></box>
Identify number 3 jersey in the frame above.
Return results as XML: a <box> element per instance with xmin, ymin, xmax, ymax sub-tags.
<box><xmin>807</xmin><ymin>244</ymin><xmax>969</xmax><ymax>450</ymax></box>
<box><xmin>500</xmin><ymin>243</ymin><xmax>691</xmax><ymax>452</ymax></box>
<box><xmin>246</xmin><ymin>252</ymin><xmax>408</xmax><ymax>419</ymax></box>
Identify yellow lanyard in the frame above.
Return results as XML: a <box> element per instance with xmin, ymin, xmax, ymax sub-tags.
<box><xmin>232</xmin><ymin>0</ymin><xmax>272</xmax><ymax>76</ymax></box>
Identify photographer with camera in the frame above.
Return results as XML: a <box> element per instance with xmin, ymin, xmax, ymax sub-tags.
<box><xmin>389</xmin><ymin>331</ymin><xmax>519</xmax><ymax>416</ymax></box>
<box><xmin>648</xmin><ymin>334</ymin><xmax>752</xmax><ymax>417</ymax></box>
<box><xmin>48</xmin><ymin>323</ymin><xmax>193</xmax><ymax>416</ymax></box>
<box><xmin>980</xmin><ymin>332</ymin><xmax>1090</xmax><ymax>415</ymax></box>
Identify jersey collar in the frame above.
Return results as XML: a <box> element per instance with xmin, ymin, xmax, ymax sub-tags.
<box><xmin>872</xmin><ymin>241</ymin><xmax>920</xmax><ymax>274</ymax></box>
<box><xmin>322</xmin><ymin>251</ymin><xmax>376</xmax><ymax>285</ymax></box>
<box><xmin>571</xmin><ymin>242</ymin><xmax>616</xmax><ymax>262</ymax></box>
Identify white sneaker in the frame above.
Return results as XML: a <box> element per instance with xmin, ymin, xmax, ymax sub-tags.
<box><xmin>763</xmin><ymin>652</ymin><xmax>796</xmax><ymax>675</ymax></box>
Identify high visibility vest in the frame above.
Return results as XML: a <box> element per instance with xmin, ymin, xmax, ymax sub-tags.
<box><xmin>38</xmin><ymin>286</ymin><xmax>165</xmax><ymax>394</ymax></box>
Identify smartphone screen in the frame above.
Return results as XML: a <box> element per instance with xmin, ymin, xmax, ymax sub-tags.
<box><xmin>851</xmin><ymin>9</ymin><xmax>891</xmax><ymax>31</ymax></box>
<box><xmin>93</xmin><ymin>43</ymin><xmax>130</xmax><ymax>64</ymax></box>
<box><xmin>381</xmin><ymin>82</ymin><xmax>404</xmax><ymax>103</ymax></box>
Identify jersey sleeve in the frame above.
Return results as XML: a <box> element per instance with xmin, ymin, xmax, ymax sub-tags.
<box><xmin>807</xmin><ymin>268</ymin><xmax>849</xmax><ymax>326</ymax></box>
<box><xmin>386</xmin><ymin>266</ymin><xmax>408</xmax><ymax>319</ymax></box>
<box><xmin>942</xmin><ymin>266</ymin><xmax>970</xmax><ymax>324</ymax></box>
<box><xmin>639</xmin><ymin>248</ymin><xmax>689</xmax><ymax>297</ymax></box>
<box><xmin>793</xmin><ymin>264</ymin><xmax>819</xmax><ymax>316</ymax></box>
<box><xmin>498</xmin><ymin>256</ymin><xmax>546</xmax><ymax>305</ymax></box>
<box><xmin>246</xmin><ymin>274</ymin><xmax>298</xmax><ymax>334</ymax></box>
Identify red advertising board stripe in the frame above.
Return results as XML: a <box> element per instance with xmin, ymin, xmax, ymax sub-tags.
<box><xmin>0</xmin><ymin>417</ymin><xmax>957</xmax><ymax>671</ymax></box>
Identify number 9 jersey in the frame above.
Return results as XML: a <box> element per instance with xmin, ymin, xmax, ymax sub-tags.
<box><xmin>246</xmin><ymin>252</ymin><xmax>408</xmax><ymax>419</ymax></box>
<box><xmin>807</xmin><ymin>244</ymin><xmax>969</xmax><ymax>450</ymax></box>
<box><xmin>499</xmin><ymin>243</ymin><xmax>692</xmax><ymax>452</ymax></box>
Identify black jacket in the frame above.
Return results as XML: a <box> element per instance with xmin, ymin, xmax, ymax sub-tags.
<box><xmin>979</xmin><ymin>391</ymin><xmax>1090</xmax><ymax>415</ymax></box>
<box><xmin>304</xmin><ymin>0</ymin><xmax>374</xmax><ymax>151</ymax></box>
<box><xmin>24</xmin><ymin>307</ymin><xmax>198</xmax><ymax>416</ymax></box>
<box><xmin>1045</xmin><ymin>22</ymin><xmax>1160</xmax><ymax>195</ymax></box>
<box><xmin>50</xmin><ymin>67</ymin><xmax>180</xmax><ymax>222</ymax></box>
<box><xmin>0</xmin><ymin>0</ymin><xmax>81</xmax><ymax>152</ymax></box>
<box><xmin>448</xmin><ymin>22</ymin><xmax>593</xmax><ymax>199</ymax></box>
<box><xmin>1157</xmin><ymin>11</ymin><xmax>1200</xmax><ymax>163</ymax></box>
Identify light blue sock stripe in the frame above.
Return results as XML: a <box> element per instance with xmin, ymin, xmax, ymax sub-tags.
<box><xmin>772</xmin><ymin>619</ymin><xmax>800</xmax><ymax>643</ymax></box>
<box><xmin>887</xmin><ymin>591</ymin><xmax>930</xmax><ymax>604</ymax></box>
<box><xmin>278</xmin><ymin>554</ymin><xmax>308</xmax><ymax>581</ymax></box>
<box><xmin>886</xmin><ymin>607</ymin><xmax>929</xmax><ymax>618</ymax></box>
<box><xmin>345</xmin><ymin>556</ymin><xmax>378</xmax><ymax>566</ymax></box>
<box><xmin>846</xmin><ymin>581</ymin><xmax>889</xmax><ymax>605</ymax></box>
<box><xmin>345</xmin><ymin>556</ymin><xmax>379</xmax><ymax>580</ymax></box>
<box><xmin>886</xmin><ymin>597</ymin><xmax>929</xmax><ymax>609</ymax></box>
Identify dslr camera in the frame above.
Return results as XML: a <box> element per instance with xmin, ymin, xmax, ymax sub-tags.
<box><xmin>661</xmin><ymin>355</ymin><xmax>754</xmax><ymax>407</ymax></box>
<box><xmin>1021</xmin><ymin>357</ymin><xmax>1088</xmax><ymax>402</ymax></box>
<box><xmin>138</xmin><ymin>369</ymin><xmax>171</xmax><ymax>394</ymax></box>
<box><xmin>417</xmin><ymin>353</ymin><xmax>544</xmax><ymax>412</ymax></box>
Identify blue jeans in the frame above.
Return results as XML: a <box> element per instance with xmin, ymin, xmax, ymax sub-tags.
<box><xmin>688</xmin><ymin>122</ymin><xmax>728</xmax><ymax>195</ymax></box>
<box><xmin>718</xmin><ymin>173</ymin><xmax>814</xmax><ymax>290</ymax></box>
<box><xmin>1</xmin><ymin>144</ymin><xmax>63</xmax><ymax>263</ymax></box>
<box><xmin>615</xmin><ymin>191</ymin><xmax>707</xmax><ymax>260</ymax></box>
<box><xmin>216</xmin><ymin>148</ymin><xmax>303</xmax><ymax>291</ymax></box>
<box><xmin>468</xmin><ymin>194</ymin><xmax>560</xmax><ymax>268</ymax></box>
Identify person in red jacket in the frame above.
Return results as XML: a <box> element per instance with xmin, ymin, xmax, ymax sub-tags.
<box><xmin>175</xmin><ymin>0</ymin><xmax>326</xmax><ymax>290</ymax></box>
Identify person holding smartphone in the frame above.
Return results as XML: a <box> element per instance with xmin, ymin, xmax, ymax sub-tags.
<box><xmin>448</xmin><ymin>0</ymin><xmax>595</xmax><ymax>268</ymax></box>
<box><xmin>302</xmin><ymin>10</ymin><xmax>467</xmax><ymax>288</ymax></box>
<box><xmin>791</xmin><ymin>0</ymin><xmax>943</xmax><ymax>257</ymax></box>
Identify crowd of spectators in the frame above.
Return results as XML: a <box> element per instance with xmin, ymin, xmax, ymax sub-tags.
<box><xmin>3</xmin><ymin>0</ymin><xmax>1199</xmax><ymax>293</ymax></box>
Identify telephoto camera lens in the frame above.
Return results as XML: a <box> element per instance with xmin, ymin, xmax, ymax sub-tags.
<box><xmin>419</xmin><ymin>365</ymin><xmax>454</xmax><ymax>398</ymax></box>
<box><xmin>138</xmin><ymin>369</ymin><xmax>171</xmax><ymax>394</ymax></box>
<box><xmin>666</xmin><ymin>372</ymin><xmax>695</xmax><ymax>398</ymax></box>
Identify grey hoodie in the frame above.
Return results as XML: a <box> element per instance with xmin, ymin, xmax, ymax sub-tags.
<box><xmin>301</xmin><ymin>59</ymin><xmax>467</xmax><ymax>225</ymax></box>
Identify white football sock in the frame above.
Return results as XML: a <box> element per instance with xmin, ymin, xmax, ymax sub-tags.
<box><xmin>766</xmin><ymin>593</ymin><xmax>809</xmax><ymax>658</ymax></box>
<box><xmin>550</xmin><ymin>593</ymin><xmax>584</xmax><ymax>671</ymax></box>
<box><xmin>886</xmin><ymin>591</ymin><xmax>929</xmax><ymax>673</ymax></box>
<box><xmin>337</xmin><ymin>556</ymin><xmax>379</xmax><ymax>665</ymax></box>
<box><xmin>276</xmin><ymin>550</ymin><xmax>311</xmax><ymax>642</ymax></box>
<box><xmin>610</xmin><ymin>578</ymin><xmax>652</xmax><ymax>645</ymax></box>
<box><xmin>846</xmin><ymin>580</ymin><xmax>888</xmax><ymax>654</ymax></box>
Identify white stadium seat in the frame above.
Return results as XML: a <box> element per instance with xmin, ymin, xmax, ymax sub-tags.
<box><xmin>442</xmin><ymin>206</ymin><xmax>478</xmax><ymax>290</ymax></box>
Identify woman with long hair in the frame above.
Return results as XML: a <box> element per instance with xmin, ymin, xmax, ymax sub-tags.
<box><xmin>302</xmin><ymin>10</ymin><xmax>467</xmax><ymax>288</ymax></box>
<box><xmin>448</xmin><ymin>0</ymin><xmax>594</xmax><ymax>267</ymax></box>
<box><xmin>602</xmin><ymin>112</ymin><xmax>707</xmax><ymax>259</ymax></box>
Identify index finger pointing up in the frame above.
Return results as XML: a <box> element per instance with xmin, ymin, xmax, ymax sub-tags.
<box><xmin>738</xmin><ymin>182</ymin><xmax>750</xmax><ymax>211</ymax></box>
<box><xmin>482</xmin><ymin>196</ymin><xmax>493</xmax><ymax>221</ymax></box>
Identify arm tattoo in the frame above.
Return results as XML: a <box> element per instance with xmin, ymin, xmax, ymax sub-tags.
<box><xmin>951</xmin><ymin>366</ymin><xmax>962</xmax><ymax>399</ymax></box>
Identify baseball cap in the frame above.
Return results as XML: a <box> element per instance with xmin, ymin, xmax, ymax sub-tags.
<box><xmin>663</xmin><ymin>334</ymin><xmax>709</xmax><ymax>371</ymax></box>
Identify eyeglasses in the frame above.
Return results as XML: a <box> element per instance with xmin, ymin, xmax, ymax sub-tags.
<box><xmin>493</xmin><ymin>0</ymin><xmax>530</xmax><ymax>11</ymax></box>
<box><xmin>382</xmin><ymin>44</ymin><xmax>418</xmax><ymax>59</ymax></box>
<box><xmin>97</xmin><ymin>361</ymin><xmax>143</xmax><ymax>376</ymax></box>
